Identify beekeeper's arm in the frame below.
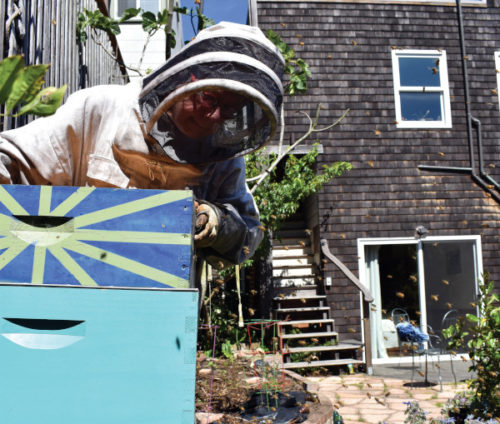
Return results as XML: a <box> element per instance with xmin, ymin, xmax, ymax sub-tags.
<box><xmin>194</xmin><ymin>157</ymin><xmax>263</xmax><ymax>267</ymax></box>
<box><xmin>0</xmin><ymin>88</ymin><xmax>97</xmax><ymax>186</ymax></box>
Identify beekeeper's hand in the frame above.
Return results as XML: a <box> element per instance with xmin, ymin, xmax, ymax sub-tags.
<box><xmin>194</xmin><ymin>201</ymin><xmax>219</xmax><ymax>248</ymax></box>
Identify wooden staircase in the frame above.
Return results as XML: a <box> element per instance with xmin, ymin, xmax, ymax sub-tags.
<box><xmin>272</xmin><ymin>221</ymin><xmax>363</xmax><ymax>370</ymax></box>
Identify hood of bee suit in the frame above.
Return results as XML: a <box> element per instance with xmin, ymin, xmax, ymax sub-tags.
<box><xmin>139</xmin><ymin>21</ymin><xmax>285</xmax><ymax>164</ymax></box>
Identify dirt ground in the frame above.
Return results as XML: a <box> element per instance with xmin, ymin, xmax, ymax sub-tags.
<box><xmin>195</xmin><ymin>353</ymin><xmax>312</xmax><ymax>424</ymax></box>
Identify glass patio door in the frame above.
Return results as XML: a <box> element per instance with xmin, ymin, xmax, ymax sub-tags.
<box><xmin>361</xmin><ymin>236</ymin><xmax>481</xmax><ymax>360</ymax></box>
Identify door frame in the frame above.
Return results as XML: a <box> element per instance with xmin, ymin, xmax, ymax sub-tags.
<box><xmin>357</xmin><ymin>235</ymin><xmax>482</xmax><ymax>363</ymax></box>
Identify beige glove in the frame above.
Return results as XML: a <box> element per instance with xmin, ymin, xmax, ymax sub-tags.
<box><xmin>194</xmin><ymin>201</ymin><xmax>219</xmax><ymax>248</ymax></box>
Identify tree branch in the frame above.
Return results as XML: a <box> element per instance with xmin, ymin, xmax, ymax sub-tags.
<box><xmin>248</xmin><ymin>106</ymin><xmax>349</xmax><ymax>193</ymax></box>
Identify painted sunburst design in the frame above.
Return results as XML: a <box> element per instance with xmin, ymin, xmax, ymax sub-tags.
<box><xmin>0</xmin><ymin>185</ymin><xmax>193</xmax><ymax>288</ymax></box>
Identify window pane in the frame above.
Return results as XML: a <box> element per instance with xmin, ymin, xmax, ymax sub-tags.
<box><xmin>399</xmin><ymin>57</ymin><xmax>441</xmax><ymax>87</ymax></box>
<box><xmin>422</xmin><ymin>240</ymin><xmax>477</xmax><ymax>339</ymax></box>
<box><xmin>141</xmin><ymin>0</ymin><xmax>159</xmax><ymax>13</ymax></box>
<box><xmin>117</xmin><ymin>0</ymin><xmax>137</xmax><ymax>16</ymax></box>
<box><xmin>400</xmin><ymin>92</ymin><xmax>442</xmax><ymax>121</ymax></box>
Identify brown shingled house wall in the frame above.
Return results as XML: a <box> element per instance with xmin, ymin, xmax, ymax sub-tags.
<box><xmin>257</xmin><ymin>0</ymin><xmax>500</xmax><ymax>343</ymax></box>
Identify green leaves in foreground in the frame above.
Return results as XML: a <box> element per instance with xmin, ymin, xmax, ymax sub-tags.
<box><xmin>0</xmin><ymin>55</ymin><xmax>66</xmax><ymax>117</ymax></box>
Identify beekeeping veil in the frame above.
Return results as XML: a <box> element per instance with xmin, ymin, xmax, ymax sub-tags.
<box><xmin>139</xmin><ymin>22</ymin><xmax>284</xmax><ymax>164</ymax></box>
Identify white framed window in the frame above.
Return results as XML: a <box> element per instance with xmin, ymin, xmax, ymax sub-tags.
<box><xmin>391</xmin><ymin>49</ymin><xmax>452</xmax><ymax>129</ymax></box>
<box><xmin>112</xmin><ymin>0</ymin><xmax>164</xmax><ymax>18</ymax></box>
<box><xmin>495</xmin><ymin>52</ymin><xmax>500</xmax><ymax>112</ymax></box>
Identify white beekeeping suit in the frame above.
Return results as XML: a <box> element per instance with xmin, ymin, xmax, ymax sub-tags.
<box><xmin>0</xmin><ymin>22</ymin><xmax>284</xmax><ymax>266</ymax></box>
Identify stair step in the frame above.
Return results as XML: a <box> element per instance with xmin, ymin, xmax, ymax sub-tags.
<box><xmin>274</xmin><ymin>287</ymin><xmax>319</xmax><ymax>299</ymax></box>
<box><xmin>273</xmin><ymin>260</ymin><xmax>314</xmax><ymax>268</ymax></box>
<box><xmin>273</xmin><ymin>268</ymin><xmax>315</xmax><ymax>277</ymax></box>
<box><xmin>279</xmin><ymin>319</ymin><xmax>334</xmax><ymax>327</ymax></box>
<box><xmin>272</xmin><ymin>248</ymin><xmax>312</xmax><ymax>257</ymax></box>
<box><xmin>278</xmin><ymin>220</ymin><xmax>306</xmax><ymax>230</ymax></box>
<box><xmin>273</xmin><ymin>276</ymin><xmax>316</xmax><ymax>286</ymax></box>
<box><xmin>273</xmin><ymin>238</ymin><xmax>311</xmax><ymax>247</ymax></box>
<box><xmin>282</xmin><ymin>331</ymin><xmax>337</xmax><ymax>340</ymax></box>
<box><xmin>282</xmin><ymin>359</ymin><xmax>363</xmax><ymax>369</ymax></box>
<box><xmin>272</xmin><ymin>256</ymin><xmax>314</xmax><ymax>266</ymax></box>
<box><xmin>284</xmin><ymin>343</ymin><xmax>362</xmax><ymax>354</ymax></box>
<box><xmin>273</xmin><ymin>295</ymin><xmax>326</xmax><ymax>301</ymax></box>
<box><xmin>275</xmin><ymin>306</ymin><xmax>329</xmax><ymax>314</ymax></box>
<box><xmin>275</xmin><ymin>229</ymin><xmax>310</xmax><ymax>239</ymax></box>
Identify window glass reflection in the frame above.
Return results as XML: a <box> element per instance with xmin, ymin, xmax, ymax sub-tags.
<box><xmin>400</xmin><ymin>92</ymin><xmax>442</xmax><ymax>121</ymax></box>
<box><xmin>399</xmin><ymin>57</ymin><xmax>441</xmax><ymax>87</ymax></box>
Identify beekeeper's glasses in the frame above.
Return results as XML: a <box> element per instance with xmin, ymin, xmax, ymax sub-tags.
<box><xmin>194</xmin><ymin>91</ymin><xmax>243</xmax><ymax>120</ymax></box>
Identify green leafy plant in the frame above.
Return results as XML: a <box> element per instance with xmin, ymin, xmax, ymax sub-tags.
<box><xmin>266</xmin><ymin>29</ymin><xmax>311</xmax><ymax>95</ymax></box>
<box><xmin>442</xmin><ymin>274</ymin><xmax>500</xmax><ymax>419</ymax></box>
<box><xmin>0</xmin><ymin>55</ymin><xmax>66</xmax><ymax>117</ymax></box>
<box><xmin>76</xmin><ymin>6</ymin><xmax>214</xmax><ymax>75</ymax></box>
<box><xmin>220</xmin><ymin>339</ymin><xmax>235</xmax><ymax>362</ymax></box>
<box><xmin>247</xmin><ymin>147</ymin><xmax>351</xmax><ymax>259</ymax></box>
<box><xmin>77</xmin><ymin>7</ymin><xmax>183</xmax><ymax>75</ymax></box>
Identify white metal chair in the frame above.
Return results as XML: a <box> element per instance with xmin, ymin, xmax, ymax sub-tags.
<box><xmin>441</xmin><ymin>309</ymin><xmax>459</xmax><ymax>385</ymax></box>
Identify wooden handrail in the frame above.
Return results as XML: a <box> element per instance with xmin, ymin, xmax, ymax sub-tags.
<box><xmin>320</xmin><ymin>239</ymin><xmax>374</xmax><ymax>303</ymax></box>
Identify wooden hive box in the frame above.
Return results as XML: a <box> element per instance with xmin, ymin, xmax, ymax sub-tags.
<box><xmin>0</xmin><ymin>185</ymin><xmax>198</xmax><ymax>424</ymax></box>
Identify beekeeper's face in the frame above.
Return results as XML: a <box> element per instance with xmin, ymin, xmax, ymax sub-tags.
<box><xmin>168</xmin><ymin>90</ymin><xmax>245</xmax><ymax>139</ymax></box>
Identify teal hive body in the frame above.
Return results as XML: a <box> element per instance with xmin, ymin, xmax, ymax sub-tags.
<box><xmin>0</xmin><ymin>185</ymin><xmax>199</xmax><ymax>423</ymax></box>
<box><xmin>0</xmin><ymin>285</ymin><xmax>199</xmax><ymax>423</ymax></box>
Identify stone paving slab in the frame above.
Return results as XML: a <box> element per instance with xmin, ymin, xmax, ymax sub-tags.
<box><xmin>308</xmin><ymin>374</ymin><xmax>468</xmax><ymax>424</ymax></box>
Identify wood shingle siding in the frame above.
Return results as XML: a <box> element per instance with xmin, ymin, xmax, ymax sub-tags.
<box><xmin>258</xmin><ymin>0</ymin><xmax>500</xmax><ymax>340</ymax></box>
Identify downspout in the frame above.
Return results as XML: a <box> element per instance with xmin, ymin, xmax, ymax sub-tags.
<box><xmin>417</xmin><ymin>0</ymin><xmax>500</xmax><ymax>203</ymax></box>
<box><xmin>248</xmin><ymin>0</ymin><xmax>258</xmax><ymax>26</ymax></box>
<box><xmin>471</xmin><ymin>117</ymin><xmax>500</xmax><ymax>190</ymax></box>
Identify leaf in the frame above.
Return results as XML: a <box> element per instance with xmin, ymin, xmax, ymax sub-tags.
<box><xmin>119</xmin><ymin>8</ymin><xmax>140</xmax><ymax>22</ymax></box>
<box><xmin>466</xmin><ymin>313</ymin><xmax>479</xmax><ymax>323</ymax></box>
<box><xmin>141</xmin><ymin>11</ymin><xmax>158</xmax><ymax>33</ymax></box>
<box><xmin>17</xmin><ymin>85</ymin><xmax>67</xmax><ymax>116</ymax></box>
<box><xmin>6</xmin><ymin>64</ymin><xmax>49</xmax><ymax>113</ymax></box>
<box><xmin>0</xmin><ymin>55</ymin><xmax>24</xmax><ymax>104</ymax></box>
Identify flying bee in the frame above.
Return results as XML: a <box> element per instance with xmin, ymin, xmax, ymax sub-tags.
<box><xmin>431</xmin><ymin>294</ymin><xmax>439</xmax><ymax>302</ymax></box>
<box><xmin>248</xmin><ymin>308</ymin><xmax>255</xmax><ymax>316</ymax></box>
<box><xmin>250</xmin><ymin>289</ymin><xmax>257</xmax><ymax>295</ymax></box>
<box><xmin>300</xmin><ymin>298</ymin><xmax>306</xmax><ymax>304</ymax></box>
<box><xmin>243</xmin><ymin>246</ymin><xmax>250</xmax><ymax>255</ymax></box>
<box><xmin>299</xmin><ymin>241</ymin><xmax>306</xmax><ymax>247</ymax></box>
<box><xmin>446</xmin><ymin>302</ymin><xmax>453</xmax><ymax>309</ymax></box>
<box><xmin>396</xmin><ymin>292</ymin><xmax>405</xmax><ymax>299</ymax></box>
<box><xmin>298</xmin><ymin>340</ymin><xmax>307</xmax><ymax>346</ymax></box>
<box><xmin>416</xmin><ymin>311</ymin><xmax>421</xmax><ymax>316</ymax></box>
<box><xmin>442</xmin><ymin>279</ymin><xmax>450</xmax><ymax>285</ymax></box>
<box><xmin>387</xmin><ymin>274</ymin><xmax>393</xmax><ymax>279</ymax></box>
<box><xmin>409</xmin><ymin>275</ymin><xmax>418</xmax><ymax>283</ymax></box>
<box><xmin>311</xmin><ymin>338</ymin><xmax>319</xmax><ymax>344</ymax></box>
<box><xmin>418</xmin><ymin>371</ymin><xmax>425</xmax><ymax>377</ymax></box>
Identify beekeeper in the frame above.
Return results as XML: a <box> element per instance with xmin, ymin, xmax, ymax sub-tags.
<box><xmin>0</xmin><ymin>22</ymin><xmax>285</xmax><ymax>267</ymax></box>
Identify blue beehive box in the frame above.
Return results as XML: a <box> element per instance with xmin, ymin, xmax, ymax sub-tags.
<box><xmin>0</xmin><ymin>185</ymin><xmax>199</xmax><ymax>423</ymax></box>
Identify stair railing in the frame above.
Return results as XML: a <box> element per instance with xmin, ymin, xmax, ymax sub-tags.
<box><xmin>320</xmin><ymin>239</ymin><xmax>374</xmax><ymax>373</ymax></box>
